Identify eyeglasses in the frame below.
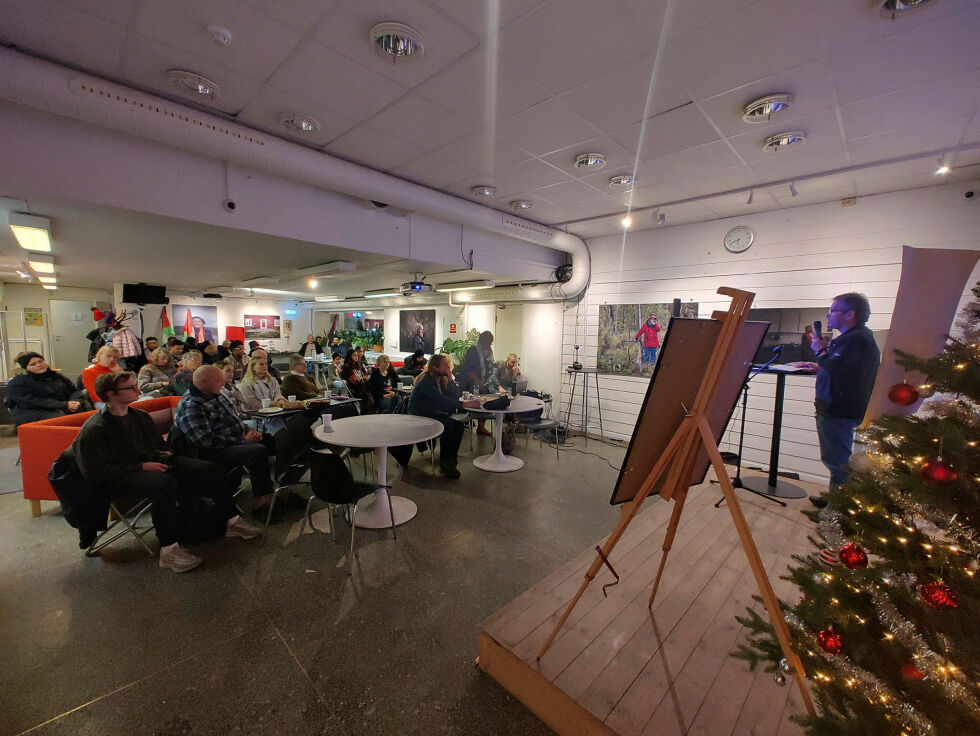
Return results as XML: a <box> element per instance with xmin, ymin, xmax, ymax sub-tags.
<box><xmin>827</xmin><ymin>308</ymin><xmax>850</xmax><ymax>314</ymax></box>
<box><xmin>115</xmin><ymin>385</ymin><xmax>139</xmax><ymax>392</ymax></box>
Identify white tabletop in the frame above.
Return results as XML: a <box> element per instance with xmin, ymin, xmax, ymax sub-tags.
<box><xmin>466</xmin><ymin>395</ymin><xmax>545</xmax><ymax>415</ymax></box>
<box><xmin>314</xmin><ymin>414</ymin><xmax>444</xmax><ymax>448</ymax></box>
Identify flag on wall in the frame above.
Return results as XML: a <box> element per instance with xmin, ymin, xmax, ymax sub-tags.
<box><xmin>183</xmin><ymin>309</ymin><xmax>193</xmax><ymax>341</ymax></box>
<box><xmin>160</xmin><ymin>306</ymin><xmax>174</xmax><ymax>339</ymax></box>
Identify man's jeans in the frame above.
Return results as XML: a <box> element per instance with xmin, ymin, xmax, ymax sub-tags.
<box><xmin>642</xmin><ymin>346</ymin><xmax>658</xmax><ymax>364</ymax></box>
<box><xmin>816</xmin><ymin>413</ymin><xmax>859</xmax><ymax>488</ymax></box>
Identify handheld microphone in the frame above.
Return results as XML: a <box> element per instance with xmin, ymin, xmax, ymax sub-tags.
<box><xmin>772</xmin><ymin>346</ymin><xmax>783</xmax><ymax>353</ymax></box>
<box><xmin>813</xmin><ymin>320</ymin><xmax>822</xmax><ymax>339</ymax></box>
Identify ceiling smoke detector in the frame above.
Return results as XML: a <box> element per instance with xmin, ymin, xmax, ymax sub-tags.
<box><xmin>471</xmin><ymin>185</ymin><xmax>497</xmax><ymax>198</ymax></box>
<box><xmin>574</xmin><ymin>153</ymin><xmax>607</xmax><ymax>170</ymax></box>
<box><xmin>207</xmin><ymin>25</ymin><xmax>233</xmax><ymax>46</ymax></box>
<box><xmin>762</xmin><ymin>131</ymin><xmax>807</xmax><ymax>152</ymax></box>
<box><xmin>282</xmin><ymin>113</ymin><xmax>321</xmax><ymax>133</ymax></box>
<box><xmin>608</xmin><ymin>175</ymin><xmax>634</xmax><ymax>189</ymax></box>
<box><xmin>742</xmin><ymin>93</ymin><xmax>793</xmax><ymax>123</ymax></box>
<box><xmin>167</xmin><ymin>70</ymin><xmax>221</xmax><ymax>100</ymax></box>
<box><xmin>510</xmin><ymin>200</ymin><xmax>533</xmax><ymax>211</ymax></box>
<box><xmin>370</xmin><ymin>22</ymin><xmax>424</xmax><ymax>61</ymax></box>
<box><xmin>876</xmin><ymin>0</ymin><xmax>939</xmax><ymax>18</ymax></box>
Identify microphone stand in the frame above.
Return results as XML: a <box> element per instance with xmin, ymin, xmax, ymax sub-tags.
<box><xmin>714</xmin><ymin>347</ymin><xmax>787</xmax><ymax>508</ymax></box>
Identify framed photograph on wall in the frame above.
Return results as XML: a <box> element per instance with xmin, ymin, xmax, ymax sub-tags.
<box><xmin>244</xmin><ymin>314</ymin><xmax>281</xmax><ymax>339</ymax></box>
<box><xmin>597</xmin><ymin>302</ymin><xmax>699</xmax><ymax>377</ymax></box>
<box><xmin>171</xmin><ymin>304</ymin><xmax>219</xmax><ymax>344</ymax></box>
<box><xmin>399</xmin><ymin>309</ymin><xmax>435</xmax><ymax>353</ymax></box>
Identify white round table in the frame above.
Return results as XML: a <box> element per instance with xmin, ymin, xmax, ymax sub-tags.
<box><xmin>313</xmin><ymin>414</ymin><xmax>443</xmax><ymax>528</ymax></box>
<box><xmin>467</xmin><ymin>395</ymin><xmax>545</xmax><ymax>472</ymax></box>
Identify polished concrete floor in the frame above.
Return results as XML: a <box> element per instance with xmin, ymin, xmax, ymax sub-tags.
<box><xmin>1</xmin><ymin>431</ymin><xmax>630</xmax><ymax>735</ymax></box>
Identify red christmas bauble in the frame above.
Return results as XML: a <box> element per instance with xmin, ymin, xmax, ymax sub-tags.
<box><xmin>920</xmin><ymin>582</ymin><xmax>958</xmax><ymax>610</ymax></box>
<box><xmin>816</xmin><ymin>629</ymin><xmax>843</xmax><ymax>655</ymax></box>
<box><xmin>921</xmin><ymin>461</ymin><xmax>958</xmax><ymax>487</ymax></box>
<box><xmin>839</xmin><ymin>543</ymin><xmax>869</xmax><ymax>569</ymax></box>
<box><xmin>901</xmin><ymin>663</ymin><xmax>926</xmax><ymax>680</ymax></box>
<box><xmin>887</xmin><ymin>382</ymin><xmax>919</xmax><ymax>406</ymax></box>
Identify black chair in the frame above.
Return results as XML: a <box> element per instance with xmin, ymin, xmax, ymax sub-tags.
<box><xmin>301</xmin><ymin>451</ymin><xmax>394</xmax><ymax>575</ymax></box>
<box><xmin>260</xmin><ymin>424</ymin><xmax>313</xmax><ymax>540</ymax></box>
<box><xmin>518</xmin><ymin>399</ymin><xmax>561</xmax><ymax>462</ymax></box>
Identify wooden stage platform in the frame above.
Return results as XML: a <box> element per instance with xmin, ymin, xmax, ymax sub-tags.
<box><xmin>478</xmin><ymin>477</ymin><xmax>816</xmax><ymax>736</ymax></box>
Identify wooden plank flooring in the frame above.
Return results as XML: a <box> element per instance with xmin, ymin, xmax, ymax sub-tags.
<box><xmin>478</xmin><ymin>472</ymin><xmax>817</xmax><ymax>736</ymax></box>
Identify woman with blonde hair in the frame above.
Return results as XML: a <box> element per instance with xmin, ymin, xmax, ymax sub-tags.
<box><xmin>138</xmin><ymin>347</ymin><xmax>177</xmax><ymax>394</ymax></box>
<box><xmin>82</xmin><ymin>345</ymin><xmax>122</xmax><ymax>402</ymax></box>
<box><xmin>238</xmin><ymin>354</ymin><xmax>284</xmax><ymax>411</ymax></box>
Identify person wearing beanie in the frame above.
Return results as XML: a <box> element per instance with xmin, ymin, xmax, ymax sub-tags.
<box><xmin>6</xmin><ymin>353</ymin><xmax>81</xmax><ymax>425</ymax></box>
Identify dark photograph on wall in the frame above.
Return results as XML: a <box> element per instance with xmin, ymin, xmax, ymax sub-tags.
<box><xmin>172</xmin><ymin>304</ymin><xmax>219</xmax><ymax>344</ymax></box>
<box><xmin>399</xmin><ymin>309</ymin><xmax>435</xmax><ymax>354</ymax></box>
<box><xmin>597</xmin><ymin>302</ymin><xmax>699</xmax><ymax>377</ymax></box>
<box><xmin>243</xmin><ymin>314</ymin><xmax>281</xmax><ymax>339</ymax></box>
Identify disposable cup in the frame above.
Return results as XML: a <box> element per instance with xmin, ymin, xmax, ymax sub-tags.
<box><xmin>261</xmin><ymin>398</ymin><xmax>271</xmax><ymax>409</ymax></box>
<box><xmin>288</xmin><ymin>395</ymin><xmax>296</xmax><ymax>403</ymax></box>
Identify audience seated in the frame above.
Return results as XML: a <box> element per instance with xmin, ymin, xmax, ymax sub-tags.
<box><xmin>227</xmin><ymin>340</ymin><xmax>248</xmax><ymax>381</ymax></box>
<box><xmin>340</xmin><ymin>347</ymin><xmax>374</xmax><ymax>411</ymax></box>
<box><xmin>497</xmin><ymin>352</ymin><xmax>522</xmax><ymax>389</ymax></box>
<box><xmin>249</xmin><ymin>348</ymin><xmax>282</xmax><ymax>383</ymax></box>
<box><xmin>214</xmin><ymin>359</ymin><xmax>247</xmax><ymax>417</ymax></box>
<box><xmin>75</xmin><ymin>371</ymin><xmax>261</xmax><ymax>572</ymax></box>
<box><xmin>325</xmin><ymin>352</ymin><xmax>344</xmax><ymax>392</ymax></box>
<box><xmin>82</xmin><ymin>345</ymin><xmax>123</xmax><ymax>402</ymax></box>
<box><xmin>405</xmin><ymin>354</ymin><xmax>480</xmax><ymax>479</ymax></box>
<box><xmin>138</xmin><ymin>348</ymin><xmax>178</xmax><ymax>395</ymax></box>
<box><xmin>329</xmin><ymin>336</ymin><xmax>347</xmax><ymax>358</ymax></box>
<box><xmin>238</xmin><ymin>355</ymin><xmax>284</xmax><ymax>411</ymax></box>
<box><xmin>281</xmin><ymin>354</ymin><xmax>320</xmax><ymax>401</ymax></box>
<box><xmin>368</xmin><ymin>354</ymin><xmax>399</xmax><ymax>413</ymax></box>
<box><xmin>168</xmin><ymin>350</ymin><xmax>203</xmax><ymax>396</ymax></box>
<box><xmin>297</xmin><ymin>334</ymin><xmax>322</xmax><ymax>358</ymax></box>
<box><xmin>6</xmin><ymin>352</ymin><xmax>82</xmax><ymax>424</ymax></box>
<box><xmin>142</xmin><ymin>336</ymin><xmax>159</xmax><ymax>363</ymax></box>
<box><xmin>397</xmin><ymin>350</ymin><xmax>428</xmax><ymax>378</ymax></box>
<box><xmin>200</xmin><ymin>341</ymin><xmax>221</xmax><ymax>365</ymax></box>
<box><xmin>166</xmin><ymin>338</ymin><xmax>185</xmax><ymax>368</ymax></box>
<box><xmin>173</xmin><ymin>365</ymin><xmax>279</xmax><ymax>522</ymax></box>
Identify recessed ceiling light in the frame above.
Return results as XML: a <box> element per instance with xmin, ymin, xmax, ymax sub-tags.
<box><xmin>42</xmin><ymin>284</ymin><xmax>58</xmax><ymax>290</ymax></box>
<box><xmin>762</xmin><ymin>131</ymin><xmax>807</xmax><ymax>152</ymax></box>
<box><xmin>206</xmin><ymin>25</ymin><xmax>233</xmax><ymax>46</ymax></box>
<box><xmin>38</xmin><ymin>276</ymin><xmax>57</xmax><ymax>284</ymax></box>
<box><xmin>510</xmin><ymin>200</ymin><xmax>533</xmax><ymax>211</ymax></box>
<box><xmin>877</xmin><ymin>0</ymin><xmax>939</xmax><ymax>19</ymax></box>
<box><xmin>28</xmin><ymin>255</ymin><xmax>55</xmax><ymax>273</ymax></box>
<box><xmin>8</xmin><ymin>212</ymin><xmax>52</xmax><ymax>251</ymax></box>
<box><xmin>936</xmin><ymin>165</ymin><xmax>950</xmax><ymax>174</ymax></box>
<box><xmin>574</xmin><ymin>153</ymin><xmax>607</xmax><ymax>170</ymax></box>
<box><xmin>742</xmin><ymin>93</ymin><xmax>793</xmax><ymax>123</ymax></box>
<box><xmin>621</xmin><ymin>215</ymin><xmax>632</xmax><ymax>229</ymax></box>
<box><xmin>282</xmin><ymin>113</ymin><xmax>321</xmax><ymax>133</ymax></box>
<box><xmin>608</xmin><ymin>175</ymin><xmax>634</xmax><ymax>189</ymax></box>
<box><xmin>370</xmin><ymin>22</ymin><xmax>423</xmax><ymax>61</ymax></box>
<box><xmin>167</xmin><ymin>70</ymin><xmax>221</xmax><ymax>100</ymax></box>
<box><xmin>471</xmin><ymin>185</ymin><xmax>497</xmax><ymax>198</ymax></box>
<box><xmin>308</xmin><ymin>278</ymin><xmax>319</xmax><ymax>289</ymax></box>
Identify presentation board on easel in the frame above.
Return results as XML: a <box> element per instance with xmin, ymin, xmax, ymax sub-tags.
<box><xmin>612</xmin><ymin>318</ymin><xmax>769</xmax><ymax>505</ymax></box>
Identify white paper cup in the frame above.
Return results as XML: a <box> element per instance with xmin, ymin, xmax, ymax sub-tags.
<box><xmin>287</xmin><ymin>395</ymin><xmax>296</xmax><ymax>403</ymax></box>
<box><xmin>261</xmin><ymin>398</ymin><xmax>271</xmax><ymax>409</ymax></box>
<box><xmin>321</xmin><ymin>414</ymin><xmax>333</xmax><ymax>431</ymax></box>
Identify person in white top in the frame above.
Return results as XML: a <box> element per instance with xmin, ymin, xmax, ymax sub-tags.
<box><xmin>238</xmin><ymin>355</ymin><xmax>284</xmax><ymax>411</ymax></box>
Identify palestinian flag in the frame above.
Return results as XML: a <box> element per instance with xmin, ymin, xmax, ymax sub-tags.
<box><xmin>183</xmin><ymin>309</ymin><xmax>193</xmax><ymax>340</ymax></box>
<box><xmin>160</xmin><ymin>306</ymin><xmax>175</xmax><ymax>339</ymax></box>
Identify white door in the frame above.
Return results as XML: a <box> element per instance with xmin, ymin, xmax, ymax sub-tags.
<box><xmin>49</xmin><ymin>300</ymin><xmax>95</xmax><ymax>375</ymax></box>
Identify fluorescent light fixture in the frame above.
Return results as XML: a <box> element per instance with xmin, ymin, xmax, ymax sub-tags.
<box><xmin>247</xmin><ymin>287</ymin><xmax>315</xmax><ymax>296</ymax></box>
<box><xmin>9</xmin><ymin>212</ymin><xmax>52</xmax><ymax>252</ymax></box>
<box><xmin>314</xmin><ymin>296</ymin><xmax>345</xmax><ymax>302</ymax></box>
<box><xmin>28</xmin><ymin>254</ymin><xmax>55</xmax><ymax>273</ymax></box>
<box><xmin>364</xmin><ymin>288</ymin><xmax>401</xmax><ymax>298</ymax></box>
<box><xmin>42</xmin><ymin>284</ymin><xmax>57</xmax><ymax>290</ymax></box>
<box><xmin>38</xmin><ymin>276</ymin><xmax>57</xmax><ymax>284</ymax></box>
<box><xmin>437</xmin><ymin>280</ymin><xmax>495</xmax><ymax>292</ymax></box>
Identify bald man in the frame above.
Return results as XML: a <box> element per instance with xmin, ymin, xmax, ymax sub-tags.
<box><xmin>173</xmin><ymin>365</ymin><xmax>279</xmax><ymax>522</ymax></box>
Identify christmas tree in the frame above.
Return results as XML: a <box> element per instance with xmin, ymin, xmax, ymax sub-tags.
<box><xmin>735</xmin><ymin>284</ymin><xmax>980</xmax><ymax>735</ymax></box>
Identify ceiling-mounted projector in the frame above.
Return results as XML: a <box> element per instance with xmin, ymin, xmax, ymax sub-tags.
<box><xmin>401</xmin><ymin>280</ymin><xmax>434</xmax><ymax>295</ymax></box>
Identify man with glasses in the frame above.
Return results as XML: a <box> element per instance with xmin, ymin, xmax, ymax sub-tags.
<box><xmin>798</xmin><ymin>293</ymin><xmax>880</xmax><ymax>506</ymax></box>
<box><xmin>73</xmin><ymin>371</ymin><xmax>261</xmax><ymax>573</ymax></box>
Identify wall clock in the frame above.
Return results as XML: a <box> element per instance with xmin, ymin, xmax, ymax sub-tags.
<box><xmin>724</xmin><ymin>225</ymin><xmax>754</xmax><ymax>253</ymax></box>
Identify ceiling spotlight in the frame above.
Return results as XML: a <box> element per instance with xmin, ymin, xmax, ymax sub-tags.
<box><xmin>877</xmin><ymin>0</ymin><xmax>939</xmax><ymax>19</ymax></box>
<box><xmin>762</xmin><ymin>131</ymin><xmax>807</xmax><ymax>152</ymax></box>
<box><xmin>471</xmin><ymin>185</ymin><xmax>498</xmax><ymax>198</ymax></box>
<box><xmin>510</xmin><ymin>200</ymin><xmax>533</xmax><ymax>211</ymax></box>
<box><xmin>936</xmin><ymin>156</ymin><xmax>950</xmax><ymax>175</ymax></box>
<box><xmin>308</xmin><ymin>278</ymin><xmax>319</xmax><ymax>289</ymax></box>
<box><xmin>370</xmin><ymin>22</ymin><xmax>423</xmax><ymax>61</ymax></box>
<box><xmin>789</xmin><ymin>181</ymin><xmax>799</xmax><ymax>197</ymax></box>
<box><xmin>742</xmin><ymin>94</ymin><xmax>793</xmax><ymax>123</ymax></box>
<box><xmin>608</xmin><ymin>175</ymin><xmax>634</xmax><ymax>189</ymax></box>
<box><xmin>656</xmin><ymin>209</ymin><xmax>666</xmax><ymax>226</ymax></box>
<box><xmin>621</xmin><ymin>215</ymin><xmax>633</xmax><ymax>229</ymax></box>
<box><xmin>206</xmin><ymin>25</ymin><xmax>233</xmax><ymax>46</ymax></box>
<box><xmin>746</xmin><ymin>189</ymin><xmax>754</xmax><ymax>205</ymax></box>
<box><xmin>574</xmin><ymin>153</ymin><xmax>607</xmax><ymax>170</ymax></box>
<box><xmin>167</xmin><ymin>70</ymin><xmax>221</xmax><ymax>100</ymax></box>
<box><xmin>282</xmin><ymin>113</ymin><xmax>321</xmax><ymax>133</ymax></box>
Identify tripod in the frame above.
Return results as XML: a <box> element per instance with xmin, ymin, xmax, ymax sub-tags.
<box><xmin>714</xmin><ymin>347</ymin><xmax>787</xmax><ymax>508</ymax></box>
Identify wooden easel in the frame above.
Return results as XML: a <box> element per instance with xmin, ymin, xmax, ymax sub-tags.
<box><xmin>536</xmin><ymin>287</ymin><xmax>816</xmax><ymax>717</ymax></box>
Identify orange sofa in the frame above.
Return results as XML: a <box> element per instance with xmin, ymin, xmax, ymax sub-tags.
<box><xmin>19</xmin><ymin>396</ymin><xmax>181</xmax><ymax>517</ymax></box>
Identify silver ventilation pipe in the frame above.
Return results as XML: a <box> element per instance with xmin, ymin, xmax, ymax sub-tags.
<box><xmin>0</xmin><ymin>48</ymin><xmax>590</xmax><ymax>302</ymax></box>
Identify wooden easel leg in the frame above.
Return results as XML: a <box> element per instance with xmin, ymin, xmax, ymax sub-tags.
<box><xmin>698</xmin><ymin>416</ymin><xmax>816</xmax><ymax>718</ymax></box>
<box><xmin>29</xmin><ymin>499</ymin><xmax>41</xmax><ymax>518</ymax></box>
<box><xmin>648</xmin><ymin>494</ymin><xmax>686</xmax><ymax>608</ymax></box>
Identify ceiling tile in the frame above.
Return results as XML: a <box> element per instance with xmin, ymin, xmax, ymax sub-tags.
<box><xmin>0</xmin><ymin>0</ymin><xmax>127</xmax><ymax>79</ymax></box>
<box><xmin>540</xmin><ymin>136</ymin><xmax>638</xmax><ymax>179</ymax></box>
<box><xmin>698</xmin><ymin>60</ymin><xmax>837</xmax><ymax>138</ymax></box>
<box><xmin>515</xmin><ymin>200</ymin><xmax>579</xmax><ymax>226</ymax></box>
<box><xmin>532</xmin><ymin>179</ymin><xmax>607</xmax><ymax>207</ymax></box>
<box><xmin>620</xmin><ymin>0</ymin><xmax>754</xmax><ymax>43</ymax></box>
<box><xmin>425</xmin><ymin>0</ymin><xmax>543</xmax><ymax>37</ymax></box>
<box><xmin>236</xmin><ymin>86</ymin><xmax>356</xmax><ymax>146</ymax></box>
<box><xmin>431</xmin><ymin>129</ymin><xmax>533</xmax><ymax>171</ymax></box>
<box><xmin>413</xmin><ymin>45</ymin><xmax>549</xmax><ymax>126</ymax></box>
<box><xmin>670</xmin><ymin>165</ymin><xmax>758</xmax><ymax>197</ymax></box>
<box><xmin>483</xmin><ymin>158</ymin><xmax>570</xmax><ymax>197</ymax></box>
<box><xmin>239</xmin><ymin>0</ymin><xmax>340</xmax><ymax>34</ymax></box>
<box><xmin>132</xmin><ymin>0</ymin><xmax>302</xmax><ymax>82</ymax></box>
<box><xmin>365</xmin><ymin>92</ymin><xmax>479</xmax><ymax>150</ymax></box>
<box><xmin>632</xmin><ymin>140</ymin><xmax>743</xmax><ymax>186</ymax></box>
<box><xmin>558</xmin><ymin>52</ymin><xmax>691</xmax><ymax>132</ymax></box>
<box><xmin>612</xmin><ymin>103</ymin><xmax>720</xmax><ymax>160</ymax></box>
<box><xmin>313</xmin><ymin>0</ymin><xmax>479</xmax><ymax>89</ymax></box>
<box><xmin>829</xmin><ymin>8</ymin><xmax>980</xmax><ymax>105</ymax></box>
<box><xmin>966</xmin><ymin>111</ymin><xmax>980</xmax><ymax>144</ymax></box>
<box><xmin>496</xmin><ymin>98</ymin><xmax>600</xmax><ymax>156</ymax></box>
<box><xmin>747</xmin><ymin>142</ymin><xmax>849</xmax><ymax>181</ymax></box>
<box><xmin>845</xmin><ymin>117</ymin><xmax>974</xmax><ymax>166</ymax></box>
<box><xmin>663</xmin><ymin>0</ymin><xmax>827</xmax><ymax>100</ymax></box>
<box><xmin>63</xmin><ymin>0</ymin><xmax>136</xmax><ymax>24</ymax></box>
<box><xmin>391</xmin><ymin>150</ymin><xmax>481</xmax><ymax>188</ymax></box>
<box><xmin>119</xmin><ymin>32</ymin><xmax>264</xmax><ymax>115</ymax></box>
<box><xmin>623</xmin><ymin>183</ymin><xmax>687</xmax><ymax>209</ymax></box>
<box><xmin>498</xmin><ymin>0</ymin><xmax>656</xmax><ymax>95</ymax></box>
<box><xmin>324</xmin><ymin>125</ymin><xmax>424</xmax><ymax>170</ymax></box>
<box><xmin>268</xmin><ymin>40</ymin><xmax>408</xmax><ymax>122</ymax></box>
<box><xmin>726</xmin><ymin>108</ymin><xmax>842</xmax><ymax>164</ymax></box>
<box><xmin>812</xmin><ymin>0</ymin><xmax>965</xmax><ymax>57</ymax></box>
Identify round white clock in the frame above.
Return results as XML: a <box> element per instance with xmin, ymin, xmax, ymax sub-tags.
<box><xmin>724</xmin><ymin>225</ymin><xmax>754</xmax><ymax>253</ymax></box>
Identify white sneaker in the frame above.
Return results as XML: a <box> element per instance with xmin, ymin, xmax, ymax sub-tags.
<box><xmin>159</xmin><ymin>543</ymin><xmax>203</xmax><ymax>573</ymax></box>
<box><xmin>225</xmin><ymin>515</ymin><xmax>262</xmax><ymax>540</ymax></box>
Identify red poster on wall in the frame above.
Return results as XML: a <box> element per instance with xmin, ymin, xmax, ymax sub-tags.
<box><xmin>225</xmin><ymin>326</ymin><xmax>245</xmax><ymax>342</ymax></box>
<box><xmin>450</xmin><ymin>323</ymin><xmax>456</xmax><ymax>333</ymax></box>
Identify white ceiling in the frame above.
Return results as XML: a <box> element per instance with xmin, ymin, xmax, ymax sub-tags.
<box><xmin>1</xmin><ymin>0</ymin><xmax>979</xmax><ymax>240</ymax></box>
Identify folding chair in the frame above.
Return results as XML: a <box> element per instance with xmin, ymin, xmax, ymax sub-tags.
<box><xmin>85</xmin><ymin>497</ymin><xmax>156</xmax><ymax>557</ymax></box>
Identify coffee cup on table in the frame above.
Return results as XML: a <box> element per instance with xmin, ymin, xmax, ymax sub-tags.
<box><xmin>261</xmin><ymin>398</ymin><xmax>271</xmax><ymax>409</ymax></box>
<box><xmin>288</xmin><ymin>395</ymin><xmax>296</xmax><ymax>403</ymax></box>
<box><xmin>321</xmin><ymin>414</ymin><xmax>333</xmax><ymax>431</ymax></box>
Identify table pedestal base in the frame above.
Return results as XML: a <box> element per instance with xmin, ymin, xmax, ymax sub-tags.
<box><xmin>473</xmin><ymin>453</ymin><xmax>524</xmax><ymax>472</ymax></box>
<box><xmin>355</xmin><ymin>492</ymin><xmax>418</xmax><ymax>529</ymax></box>
<box><xmin>741</xmin><ymin>477</ymin><xmax>808</xmax><ymax>499</ymax></box>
